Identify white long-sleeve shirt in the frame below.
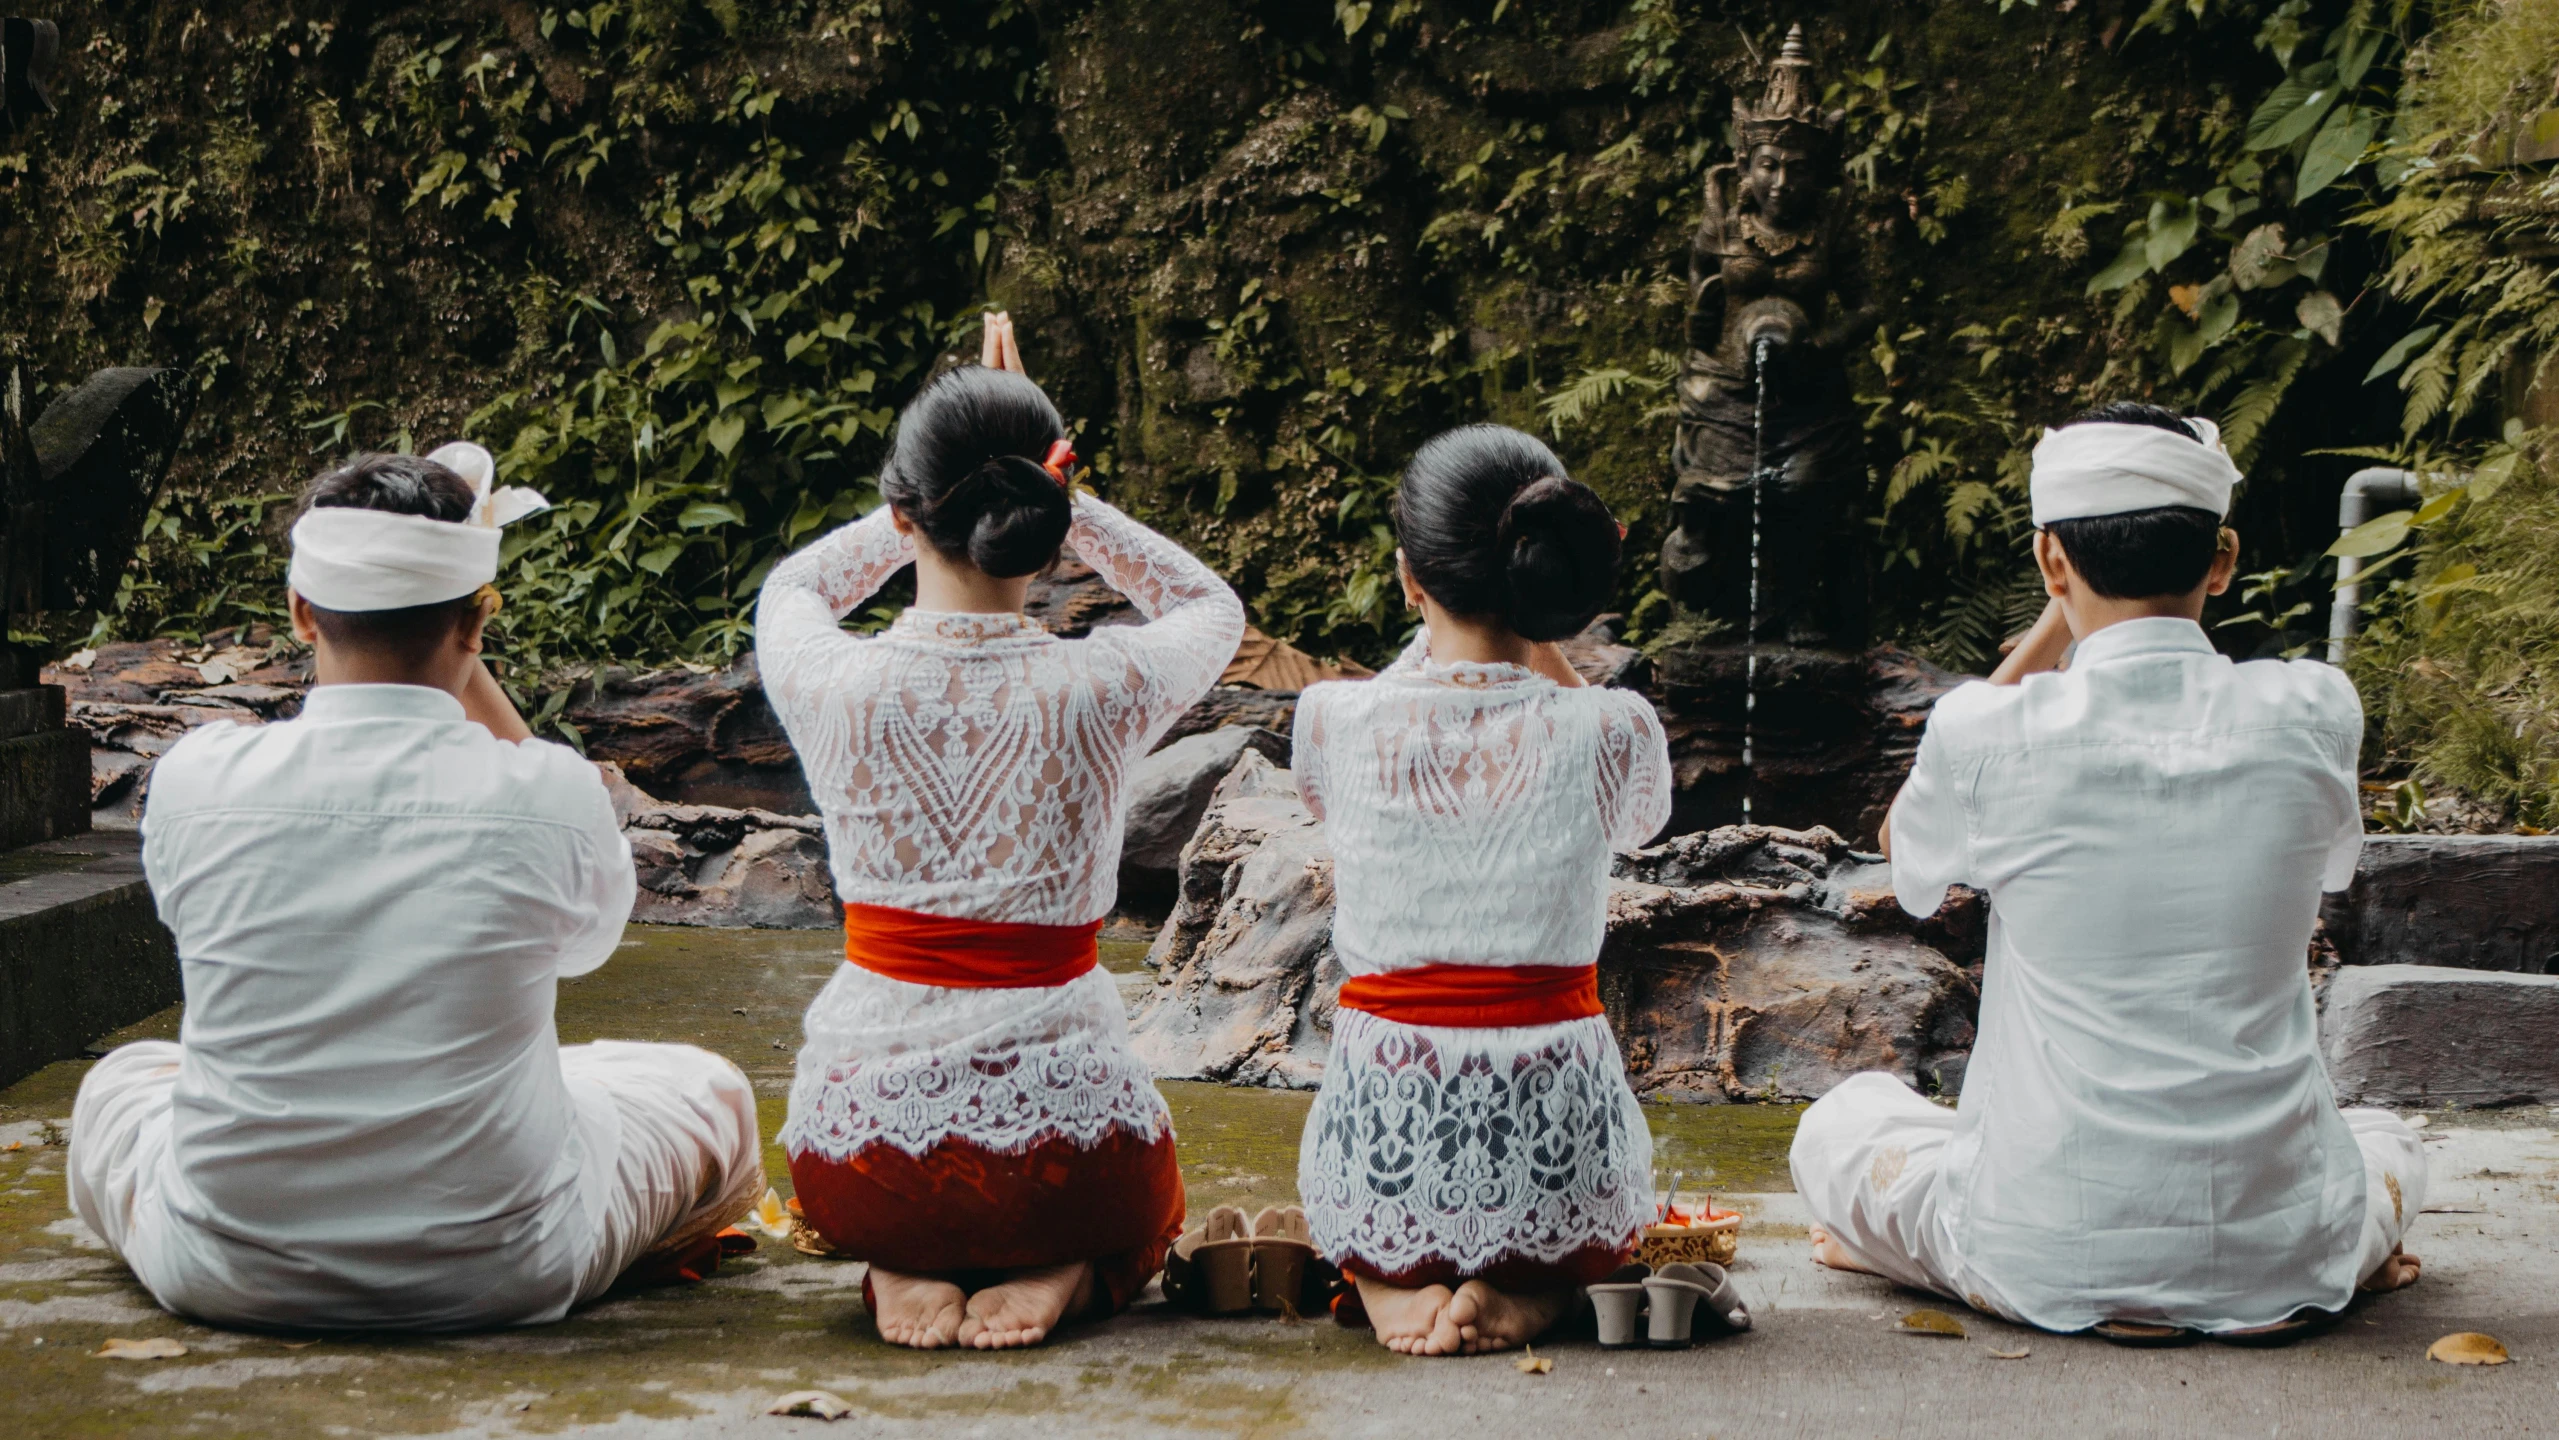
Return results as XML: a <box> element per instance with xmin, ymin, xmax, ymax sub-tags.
<box><xmin>1885</xmin><ymin>616</ymin><xmax>2371</xmax><ymax>1331</ymax></box>
<box><xmin>134</xmin><ymin>683</ymin><xmax>635</xmax><ymax>1328</ymax></box>
<box><xmin>758</xmin><ymin>494</ymin><xmax>1244</xmax><ymax>1160</ymax></box>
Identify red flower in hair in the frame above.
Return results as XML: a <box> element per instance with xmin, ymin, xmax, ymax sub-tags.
<box><xmin>1041</xmin><ymin>439</ymin><xmax>1078</xmax><ymax>485</ymax></box>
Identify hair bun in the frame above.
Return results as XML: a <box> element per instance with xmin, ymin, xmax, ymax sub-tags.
<box><xmin>1496</xmin><ymin>474</ymin><xmax>1620</xmax><ymax>642</ymax></box>
<box><xmin>930</xmin><ymin>454</ymin><xmax>1071</xmax><ymax>579</ymax></box>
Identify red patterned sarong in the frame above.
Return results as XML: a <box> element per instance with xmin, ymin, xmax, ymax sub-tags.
<box><xmin>793</xmin><ymin>904</ymin><xmax>1182</xmax><ymax>1315</ymax></box>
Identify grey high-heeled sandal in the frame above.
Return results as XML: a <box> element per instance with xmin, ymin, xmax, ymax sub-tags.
<box><xmin>1642</xmin><ymin>1262</ymin><xmax>1753</xmax><ymax>1348</ymax></box>
<box><xmin>1586</xmin><ymin>1263</ymin><xmax>1651</xmax><ymax>1349</ymax></box>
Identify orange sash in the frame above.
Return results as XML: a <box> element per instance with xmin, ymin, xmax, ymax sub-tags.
<box><xmin>1335</xmin><ymin>962</ymin><xmax>1602</xmax><ymax>1029</ymax></box>
<box><xmin>842</xmin><ymin>903</ymin><xmax>1100</xmax><ymax>989</ymax></box>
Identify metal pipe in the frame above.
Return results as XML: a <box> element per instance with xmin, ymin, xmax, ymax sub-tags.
<box><xmin>2328</xmin><ymin>467</ymin><xmax>2421</xmax><ymax>664</ymax></box>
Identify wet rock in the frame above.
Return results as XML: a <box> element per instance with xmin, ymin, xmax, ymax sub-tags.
<box><xmin>1156</xmin><ymin>687</ymin><xmax>1299</xmax><ymax>749</ymax></box>
<box><xmin>2322</xmin><ymin>964</ymin><xmax>2559</xmax><ymax>1107</ymax></box>
<box><xmin>557</xmin><ymin>659</ymin><xmax>808</xmax><ymax>814</ymax></box>
<box><xmin>1118</xmin><ymin>725</ymin><xmax>1289</xmax><ymax>905</ymax></box>
<box><xmin>2321</xmin><ymin>835</ymin><xmax>2559</xmax><ymax>974</ymax></box>
<box><xmin>600</xmin><ymin>763</ymin><xmax>839</xmax><ymax>930</ymax></box>
<box><xmin>1131</xmin><ymin>773</ymin><xmax>1979</xmax><ymax>1098</ymax></box>
<box><xmin>1129</xmin><ymin>752</ymin><xmax>1339</xmax><ymax>1088</ymax></box>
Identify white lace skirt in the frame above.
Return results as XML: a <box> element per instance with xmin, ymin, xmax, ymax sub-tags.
<box><xmin>1296</xmin><ymin>1009</ymin><xmax>1655</xmax><ymax>1278</ymax></box>
<box><xmin>780</xmin><ymin>964</ymin><xmax>1172</xmax><ymax>1161</ymax></box>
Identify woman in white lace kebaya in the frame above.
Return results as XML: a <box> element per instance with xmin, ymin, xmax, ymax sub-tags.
<box><xmin>1295</xmin><ymin>425</ymin><xmax>1673</xmax><ymax>1356</ymax></box>
<box><xmin>758</xmin><ymin>322</ymin><xmax>1244</xmax><ymax>1350</ymax></box>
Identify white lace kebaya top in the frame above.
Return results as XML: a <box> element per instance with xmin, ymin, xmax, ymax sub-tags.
<box><xmin>1295</xmin><ymin>637</ymin><xmax>1674</xmax><ymax>973</ymax></box>
<box><xmin>758</xmin><ymin>495</ymin><xmax>1245</xmax><ymax>1161</ymax></box>
<box><xmin>1292</xmin><ymin>640</ymin><xmax>1675</xmax><ymax>1276</ymax></box>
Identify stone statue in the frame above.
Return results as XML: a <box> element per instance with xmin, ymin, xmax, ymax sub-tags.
<box><xmin>1663</xmin><ymin>25</ymin><xmax>1875</xmax><ymax>649</ymax></box>
<box><xmin>2</xmin><ymin>17</ymin><xmax>60</xmax><ymax>135</ymax></box>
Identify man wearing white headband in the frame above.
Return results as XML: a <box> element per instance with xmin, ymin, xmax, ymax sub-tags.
<box><xmin>1791</xmin><ymin>402</ymin><xmax>2426</xmax><ymax>1345</ymax></box>
<box><xmin>67</xmin><ymin>446</ymin><xmax>765</xmax><ymax>1332</ymax></box>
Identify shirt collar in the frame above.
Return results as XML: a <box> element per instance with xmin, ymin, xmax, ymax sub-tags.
<box><xmin>2067</xmin><ymin>615</ymin><xmax>2217</xmax><ymax>670</ymax></box>
<box><xmin>296</xmin><ymin>683</ymin><xmax>469</xmax><ymax>723</ymax></box>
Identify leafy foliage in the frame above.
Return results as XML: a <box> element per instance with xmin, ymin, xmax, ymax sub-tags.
<box><xmin>2343</xmin><ymin>0</ymin><xmax>2559</xmax><ymax>826</ymax></box>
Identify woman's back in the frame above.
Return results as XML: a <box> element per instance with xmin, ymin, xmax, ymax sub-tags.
<box><xmin>1299</xmin><ymin>646</ymin><xmax>1670</xmax><ymax>973</ymax></box>
<box><xmin>758</xmin><ymin>496</ymin><xmax>1242</xmax><ymax>924</ymax></box>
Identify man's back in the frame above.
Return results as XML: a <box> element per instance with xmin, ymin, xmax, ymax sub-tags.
<box><xmin>1889</xmin><ymin>617</ymin><xmax>2370</xmax><ymax>1330</ymax></box>
<box><xmin>138</xmin><ymin>683</ymin><xmax>633</xmax><ymax>1327</ymax></box>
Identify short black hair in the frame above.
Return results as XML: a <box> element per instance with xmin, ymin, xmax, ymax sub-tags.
<box><xmin>881</xmin><ymin>366</ymin><xmax>1072</xmax><ymax>579</ymax></box>
<box><xmin>2040</xmin><ymin>403</ymin><xmax>2223</xmax><ymax>600</ymax></box>
<box><xmin>1395</xmin><ymin>425</ymin><xmax>1621</xmax><ymax>642</ymax></box>
<box><xmin>297</xmin><ymin>453</ymin><xmax>483</xmax><ymax>661</ymax></box>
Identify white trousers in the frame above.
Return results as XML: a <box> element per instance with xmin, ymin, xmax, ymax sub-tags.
<box><xmin>69</xmin><ymin>1039</ymin><xmax>766</xmax><ymax>1329</ymax></box>
<box><xmin>1789</xmin><ymin>1072</ymin><xmax>2425</xmax><ymax>1327</ymax></box>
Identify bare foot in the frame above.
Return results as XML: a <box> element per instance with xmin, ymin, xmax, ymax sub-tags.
<box><xmin>956</xmin><ymin>1262</ymin><xmax>1094</xmax><ymax>1350</ymax></box>
<box><xmin>867</xmin><ymin>1266</ymin><xmax>966</xmax><ymax>1349</ymax></box>
<box><xmin>2360</xmin><ymin>1248</ymin><xmax>2423</xmax><ymax>1293</ymax></box>
<box><xmin>1446</xmin><ymin>1280</ymin><xmax>1570</xmax><ymax>1355</ymax></box>
<box><xmin>1809</xmin><ymin>1225</ymin><xmax>1879</xmax><ymax>1275</ymax></box>
<box><xmin>1357</xmin><ymin>1275</ymin><xmax>1463</xmax><ymax>1356</ymax></box>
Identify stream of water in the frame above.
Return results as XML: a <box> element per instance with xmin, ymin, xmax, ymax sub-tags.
<box><xmin>1742</xmin><ymin>335</ymin><xmax>1773</xmax><ymax>822</ymax></box>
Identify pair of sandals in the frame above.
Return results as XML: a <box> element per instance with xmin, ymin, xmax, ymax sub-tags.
<box><xmin>2091</xmin><ymin>1308</ymin><xmax>2339</xmax><ymax>1349</ymax></box>
<box><xmin>1588</xmin><ymin>1261</ymin><xmax>1754</xmax><ymax>1349</ymax></box>
<box><xmin>1163</xmin><ymin>1205</ymin><xmax>1333</xmax><ymax>1316</ymax></box>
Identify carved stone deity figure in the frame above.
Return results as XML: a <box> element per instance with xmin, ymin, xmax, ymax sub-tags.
<box><xmin>1664</xmin><ymin>25</ymin><xmax>1875</xmax><ymax>649</ymax></box>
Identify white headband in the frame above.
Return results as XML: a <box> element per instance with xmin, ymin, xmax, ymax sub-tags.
<box><xmin>2029</xmin><ymin>417</ymin><xmax>2241</xmax><ymax>526</ymax></box>
<box><xmin>287</xmin><ymin>442</ymin><xmax>551</xmax><ymax>612</ymax></box>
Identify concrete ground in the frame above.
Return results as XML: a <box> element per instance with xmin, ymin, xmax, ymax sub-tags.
<box><xmin>1</xmin><ymin>926</ymin><xmax>2550</xmax><ymax>1439</ymax></box>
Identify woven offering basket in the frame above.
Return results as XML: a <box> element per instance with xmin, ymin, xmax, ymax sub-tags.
<box><xmin>1638</xmin><ymin>1210</ymin><xmax>1741</xmax><ymax>1268</ymax></box>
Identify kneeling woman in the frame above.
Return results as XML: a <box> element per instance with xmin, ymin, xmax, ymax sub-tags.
<box><xmin>1295</xmin><ymin>425</ymin><xmax>1672</xmax><ymax>1355</ymax></box>
<box><xmin>759</xmin><ymin>330</ymin><xmax>1244</xmax><ymax>1349</ymax></box>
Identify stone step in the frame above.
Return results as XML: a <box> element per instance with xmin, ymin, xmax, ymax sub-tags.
<box><xmin>2323</xmin><ymin>834</ymin><xmax>2559</xmax><ymax>974</ymax></box>
<box><xmin>2322</xmin><ymin>963</ymin><xmax>2559</xmax><ymax>1107</ymax></box>
<box><xmin>0</xmin><ymin>832</ymin><xmax>179</xmax><ymax>1088</ymax></box>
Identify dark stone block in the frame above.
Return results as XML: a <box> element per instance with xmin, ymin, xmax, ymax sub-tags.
<box><xmin>0</xmin><ymin>833</ymin><xmax>179</xmax><ymax>1088</ymax></box>
<box><xmin>2322</xmin><ymin>964</ymin><xmax>2559</xmax><ymax>1107</ymax></box>
<box><xmin>0</xmin><ymin>696</ymin><xmax>88</xmax><ymax>849</ymax></box>
<box><xmin>2322</xmin><ymin>835</ymin><xmax>2559</xmax><ymax>974</ymax></box>
<box><xmin>1652</xmin><ymin>642</ymin><xmax>1964</xmax><ymax>845</ymax></box>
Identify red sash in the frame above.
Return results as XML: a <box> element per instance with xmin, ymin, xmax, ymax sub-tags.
<box><xmin>843</xmin><ymin>903</ymin><xmax>1100</xmax><ymax>989</ymax></box>
<box><xmin>1335</xmin><ymin>962</ymin><xmax>1602</xmax><ymax>1029</ymax></box>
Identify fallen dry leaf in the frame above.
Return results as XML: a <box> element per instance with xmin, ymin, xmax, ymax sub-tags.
<box><xmin>766</xmin><ymin>1389</ymin><xmax>854</xmax><ymax>1419</ymax></box>
<box><xmin>4</xmin><ymin>1141</ymin><xmax>20</xmax><ymax>1152</ymax></box>
<box><xmin>95</xmin><ymin>1337</ymin><xmax>188</xmax><ymax>1360</ymax></box>
<box><xmin>1987</xmin><ymin>1346</ymin><xmax>2031</xmax><ymax>1360</ymax></box>
<box><xmin>2427</xmin><ymin>1332</ymin><xmax>2511</xmax><ymax>1366</ymax></box>
<box><xmin>2168</xmin><ymin>283</ymin><xmax>2204</xmax><ymax>319</ymax></box>
<box><xmin>747</xmin><ymin>1187</ymin><xmax>793</xmax><ymax>1240</ymax></box>
<box><xmin>1897</xmin><ymin>1309</ymin><xmax>1967</xmax><ymax>1338</ymax></box>
<box><xmin>1514</xmin><ymin>1346</ymin><xmax>1553</xmax><ymax>1375</ymax></box>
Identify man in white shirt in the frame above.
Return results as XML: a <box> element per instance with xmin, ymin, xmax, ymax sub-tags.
<box><xmin>1789</xmin><ymin>403</ymin><xmax>2425</xmax><ymax>1343</ymax></box>
<box><xmin>66</xmin><ymin>447</ymin><xmax>764</xmax><ymax>1331</ymax></box>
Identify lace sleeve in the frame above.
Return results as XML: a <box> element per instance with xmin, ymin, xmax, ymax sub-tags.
<box><xmin>753</xmin><ymin>506</ymin><xmax>914</xmax><ymax>724</ymax></box>
<box><xmin>1068</xmin><ymin>493</ymin><xmax>1247</xmax><ymax>739</ymax></box>
<box><xmin>1594</xmin><ymin>691</ymin><xmax>1673</xmax><ymax>851</ymax></box>
<box><xmin>1291</xmin><ymin>685</ymin><xmax>1333</xmax><ymax>823</ymax></box>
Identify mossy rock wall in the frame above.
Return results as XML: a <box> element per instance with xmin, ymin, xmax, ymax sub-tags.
<box><xmin>0</xmin><ymin>1</ymin><xmax>2384</xmax><ymax>665</ymax></box>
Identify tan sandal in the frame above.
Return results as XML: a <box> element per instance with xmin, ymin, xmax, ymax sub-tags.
<box><xmin>1164</xmin><ymin>1205</ymin><xmax>1255</xmax><ymax>1315</ymax></box>
<box><xmin>1250</xmin><ymin>1206</ymin><xmax>1320</xmax><ymax>1315</ymax></box>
